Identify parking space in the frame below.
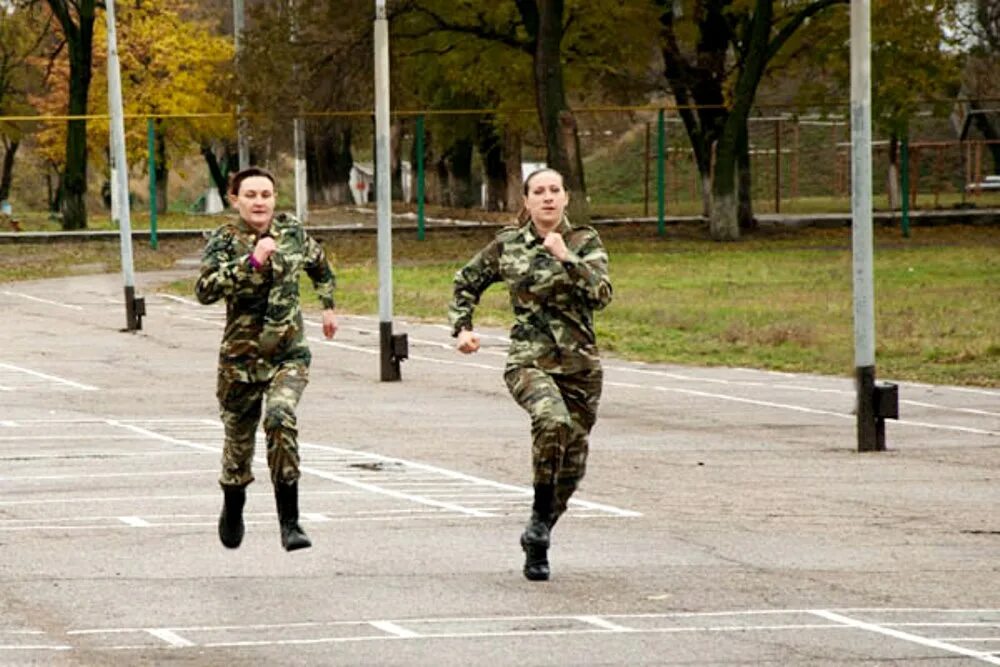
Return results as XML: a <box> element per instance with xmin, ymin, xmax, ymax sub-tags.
<box><xmin>0</xmin><ymin>273</ymin><xmax>997</xmax><ymax>664</ymax></box>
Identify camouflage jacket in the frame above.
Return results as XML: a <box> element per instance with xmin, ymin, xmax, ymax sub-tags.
<box><xmin>195</xmin><ymin>214</ymin><xmax>336</xmax><ymax>382</ymax></box>
<box><xmin>449</xmin><ymin>217</ymin><xmax>612</xmax><ymax>373</ymax></box>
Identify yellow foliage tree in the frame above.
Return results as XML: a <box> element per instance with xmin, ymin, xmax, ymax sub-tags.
<box><xmin>33</xmin><ymin>0</ymin><xmax>234</xmax><ymax>215</ymax></box>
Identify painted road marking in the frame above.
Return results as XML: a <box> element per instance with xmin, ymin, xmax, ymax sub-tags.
<box><xmin>6</xmin><ymin>609</ymin><xmax>998</xmax><ymax>655</ymax></box>
<box><xmin>2</xmin><ymin>290</ymin><xmax>84</xmax><ymax>310</ymax></box>
<box><xmin>812</xmin><ymin>610</ymin><xmax>1000</xmax><ymax>665</ymax></box>
<box><xmin>0</xmin><ymin>362</ymin><xmax>98</xmax><ymax>391</ymax></box>
<box><xmin>0</xmin><ymin>418</ymin><xmax>639</xmax><ymax>528</ymax></box>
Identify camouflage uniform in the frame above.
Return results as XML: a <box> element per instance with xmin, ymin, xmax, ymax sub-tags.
<box><xmin>449</xmin><ymin>216</ymin><xmax>612</xmax><ymax>523</ymax></box>
<box><xmin>196</xmin><ymin>213</ymin><xmax>336</xmax><ymax>488</ymax></box>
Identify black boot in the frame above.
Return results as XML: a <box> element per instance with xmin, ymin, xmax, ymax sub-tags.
<box><xmin>274</xmin><ymin>481</ymin><xmax>311</xmax><ymax>551</ymax></box>
<box><xmin>521</xmin><ymin>483</ymin><xmax>555</xmax><ymax>581</ymax></box>
<box><xmin>218</xmin><ymin>485</ymin><xmax>246</xmax><ymax>549</ymax></box>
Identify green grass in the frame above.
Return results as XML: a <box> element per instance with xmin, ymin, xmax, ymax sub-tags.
<box><xmin>2</xmin><ymin>223</ymin><xmax>997</xmax><ymax>387</ymax></box>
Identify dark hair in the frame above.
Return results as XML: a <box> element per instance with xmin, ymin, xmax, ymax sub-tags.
<box><xmin>522</xmin><ymin>167</ymin><xmax>564</xmax><ymax>195</ymax></box>
<box><xmin>228</xmin><ymin>167</ymin><xmax>276</xmax><ymax>196</ymax></box>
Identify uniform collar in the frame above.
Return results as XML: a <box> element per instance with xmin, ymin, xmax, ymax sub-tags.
<box><xmin>238</xmin><ymin>217</ymin><xmax>272</xmax><ymax>238</ymax></box>
<box><xmin>523</xmin><ymin>215</ymin><xmax>572</xmax><ymax>244</ymax></box>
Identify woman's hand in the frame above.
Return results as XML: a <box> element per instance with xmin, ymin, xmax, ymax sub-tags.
<box><xmin>542</xmin><ymin>232</ymin><xmax>569</xmax><ymax>262</ymax></box>
<box><xmin>252</xmin><ymin>237</ymin><xmax>277</xmax><ymax>266</ymax></box>
<box><xmin>322</xmin><ymin>309</ymin><xmax>338</xmax><ymax>339</ymax></box>
<box><xmin>456</xmin><ymin>329</ymin><xmax>481</xmax><ymax>354</ymax></box>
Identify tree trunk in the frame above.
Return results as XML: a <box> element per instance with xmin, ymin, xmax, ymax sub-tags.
<box><xmin>738</xmin><ymin>123</ymin><xmax>755</xmax><ymax>230</ymax></box>
<box><xmin>709</xmin><ymin>0</ymin><xmax>773</xmax><ymax>241</ymax></box>
<box><xmin>445</xmin><ymin>137</ymin><xmax>476</xmax><ymax>208</ymax></box>
<box><xmin>201</xmin><ymin>142</ymin><xmax>230</xmax><ymax>206</ymax></box>
<box><xmin>305</xmin><ymin>123</ymin><xmax>353</xmax><ymax>206</ymax></box>
<box><xmin>47</xmin><ymin>168</ymin><xmax>62</xmax><ymax>213</ymax></box>
<box><xmin>711</xmin><ymin>138</ymin><xmax>740</xmax><ymax>241</ymax></box>
<box><xmin>887</xmin><ymin>133</ymin><xmax>901</xmax><ymax>210</ymax></box>
<box><xmin>155</xmin><ymin>121</ymin><xmax>168</xmax><ymax>214</ymax></box>
<box><xmin>656</xmin><ymin>0</ymin><xmax>729</xmax><ymax>223</ymax></box>
<box><xmin>47</xmin><ymin>0</ymin><xmax>96</xmax><ymax>230</ymax></box>
<box><xmin>478</xmin><ymin>120</ymin><xmax>507</xmax><ymax>212</ymax></box>
<box><xmin>390</xmin><ymin>118</ymin><xmax>404</xmax><ymax>201</ymax></box>
<box><xmin>0</xmin><ymin>138</ymin><xmax>18</xmax><ymax>203</ymax></box>
<box><xmin>504</xmin><ymin>128</ymin><xmax>524</xmax><ymax>213</ymax></box>
<box><xmin>528</xmin><ymin>0</ymin><xmax>589</xmax><ymax>222</ymax></box>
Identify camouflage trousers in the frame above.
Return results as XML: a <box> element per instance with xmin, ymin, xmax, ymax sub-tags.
<box><xmin>216</xmin><ymin>362</ymin><xmax>309</xmax><ymax>488</ymax></box>
<box><xmin>504</xmin><ymin>364</ymin><xmax>603</xmax><ymax>522</ymax></box>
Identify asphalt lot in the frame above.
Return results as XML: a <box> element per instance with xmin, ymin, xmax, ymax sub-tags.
<box><xmin>0</xmin><ymin>269</ymin><xmax>998</xmax><ymax>666</ymax></box>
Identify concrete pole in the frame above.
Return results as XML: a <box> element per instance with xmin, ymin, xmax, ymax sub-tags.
<box><xmin>374</xmin><ymin>0</ymin><xmax>403</xmax><ymax>380</ymax></box>
<box><xmin>106</xmin><ymin>0</ymin><xmax>144</xmax><ymax>330</ymax></box>
<box><xmin>234</xmin><ymin>0</ymin><xmax>249</xmax><ymax>169</ymax></box>
<box><xmin>850</xmin><ymin>0</ymin><xmax>879</xmax><ymax>451</ymax></box>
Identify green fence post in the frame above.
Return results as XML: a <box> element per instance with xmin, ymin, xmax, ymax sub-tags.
<box><xmin>901</xmin><ymin>135</ymin><xmax>910</xmax><ymax>238</ymax></box>
<box><xmin>147</xmin><ymin>117</ymin><xmax>158</xmax><ymax>250</ymax></box>
<box><xmin>657</xmin><ymin>108</ymin><xmax>665</xmax><ymax>236</ymax></box>
<box><xmin>416</xmin><ymin>114</ymin><xmax>425</xmax><ymax>241</ymax></box>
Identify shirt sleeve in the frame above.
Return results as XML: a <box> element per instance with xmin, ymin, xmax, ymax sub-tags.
<box><xmin>194</xmin><ymin>226</ymin><xmax>255</xmax><ymax>305</ymax></box>
<box><xmin>303</xmin><ymin>232</ymin><xmax>337</xmax><ymax>310</ymax></box>
<box><xmin>560</xmin><ymin>229</ymin><xmax>613</xmax><ymax>311</ymax></box>
<box><xmin>448</xmin><ymin>238</ymin><xmax>502</xmax><ymax>336</ymax></box>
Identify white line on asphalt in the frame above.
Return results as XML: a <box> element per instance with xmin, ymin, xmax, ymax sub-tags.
<box><xmin>0</xmin><ymin>362</ymin><xmax>98</xmax><ymax>390</ymax></box>
<box><xmin>145</xmin><ymin>629</ymin><xmax>195</xmax><ymax>648</ymax></box>
<box><xmin>296</xmin><ymin>465</ymin><xmax>493</xmax><ymax>517</ymax></box>
<box><xmin>117</xmin><ymin>517</ymin><xmax>150</xmax><ymax>527</ymax></box>
<box><xmin>2</xmin><ymin>290</ymin><xmax>84</xmax><ymax>310</ymax></box>
<box><xmin>300</xmin><ymin>440</ymin><xmax>642</xmax><ymax>518</ymax></box>
<box><xmin>810</xmin><ymin>610</ymin><xmax>1000</xmax><ymax>665</ymax></box>
<box><xmin>1</xmin><ymin>469</ymin><xmax>214</xmax><ymax>481</ymax></box>
<box><xmin>0</xmin><ymin>644</ymin><xmax>73</xmax><ymax>651</ymax></box>
<box><xmin>111</xmin><ymin>420</ymin><xmax>495</xmax><ymax>517</ymax></box>
<box><xmin>898</xmin><ymin>400</ymin><xmax>1000</xmax><ymax>418</ymax></box>
<box><xmin>369</xmin><ymin>621</ymin><xmax>421</xmax><ymax>638</ymax></box>
<box><xmin>41</xmin><ymin>609</ymin><xmax>1000</xmax><ymax>654</ymax></box>
<box><xmin>575</xmin><ymin>616</ymin><xmax>636</xmax><ymax>632</ymax></box>
<box><xmin>605</xmin><ymin>381</ymin><xmax>1000</xmax><ymax>437</ymax></box>
<box><xmin>0</xmin><ymin>434</ymin><xmax>164</xmax><ymax>441</ymax></box>
<box><xmin>157</xmin><ymin>294</ymin><xmax>198</xmax><ymax>305</ymax></box>
<box><xmin>0</xmin><ymin>492</ymin><xmax>283</xmax><ymax>507</ymax></box>
<box><xmin>174</xmin><ymin>303</ymin><xmax>997</xmax><ymax>427</ymax></box>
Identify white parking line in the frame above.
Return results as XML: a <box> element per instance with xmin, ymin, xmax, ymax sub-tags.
<box><xmin>36</xmin><ymin>608</ymin><xmax>1000</xmax><ymax>654</ymax></box>
<box><xmin>2</xmin><ymin>290</ymin><xmax>84</xmax><ymax>310</ymax></box>
<box><xmin>811</xmin><ymin>610</ymin><xmax>1000</xmax><ymax>665</ymax></box>
<box><xmin>0</xmin><ymin>362</ymin><xmax>98</xmax><ymax>391</ymax></box>
<box><xmin>145</xmin><ymin>628</ymin><xmax>195</xmax><ymax>648</ymax></box>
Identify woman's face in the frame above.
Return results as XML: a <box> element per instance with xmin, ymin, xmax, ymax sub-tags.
<box><xmin>524</xmin><ymin>171</ymin><xmax>568</xmax><ymax>231</ymax></box>
<box><xmin>230</xmin><ymin>175</ymin><xmax>275</xmax><ymax>232</ymax></box>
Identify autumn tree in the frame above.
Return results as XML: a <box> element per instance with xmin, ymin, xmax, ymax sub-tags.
<box><xmin>655</xmin><ymin>0</ymin><xmax>848</xmax><ymax>240</ymax></box>
<box><xmin>237</xmin><ymin>0</ymin><xmax>371</xmax><ymax>206</ymax></box>
<box><xmin>30</xmin><ymin>0</ymin><xmax>234</xmax><ymax>216</ymax></box>
<box><xmin>394</xmin><ymin>5</ymin><xmax>538</xmax><ymax>211</ymax></box>
<box><xmin>397</xmin><ymin>0</ymin><xmax>656</xmax><ymax>221</ymax></box>
<box><xmin>89</xmin><ymin>0</ymin><xmax>234</xmax><ymax>213</ymax></box>
<box><xmin>799</xmin><ymin>0</ymin><xmax>961</xmax><ymax>208</ymax></box>
<box><xmin>0</xmin><ymin>4</ymin><xmax>49</xmax><ymax>204</ymax></box>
